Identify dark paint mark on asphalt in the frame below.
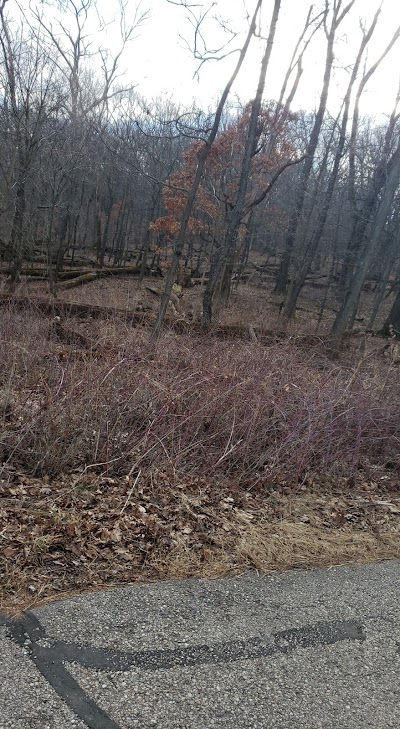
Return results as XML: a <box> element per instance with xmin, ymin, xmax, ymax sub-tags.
<box><xmin>4</xmin><ymin>612</ymin><xmax>121</xmax><ymax>729</ymax></box>
<box><xmin>1</xmin><ymin>612</ymin><xmax>365</xmax><ymax>729</ymax></box>
<box><xmin>51</xmin><ymin>619</ymin><xmax>365</xmax><ymax>672</ymax></box>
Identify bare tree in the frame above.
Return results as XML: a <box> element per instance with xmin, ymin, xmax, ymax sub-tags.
<box><xmin>0</xmin><ymin>4</ymin><xmax>58</xmax><ymax>287</ymax></box>
<box><xmin>202</xmin><ymin>0</ymin><xmax>282</xmax><ymax>324</ymax></box>
<box><xmin>29</xmin><ymin>0</ymin><xmax>147</xmax><ymax>284</ymax></box>
<box><xmin>281</xmin><ymin>4</ymin><xmax>382</xmax><ymax>318</ymax></box>
<box><xmin>338</xmin><ymin>26</ymin><xmax>400</xmax><ymax>295</ymax></box>
<box><xmin>274</xmin><ymin>0</ymin><xmax>357</xmax><ymax>295</ymax></box>
<box><xmin>200</xmin><ymin>3</ymin><xmax>322</xmax><ymax>319</ymax></box>
<box><xmin>151</xmin><ymin>0</ymin><xmax>263</xmax><ymax>340</ymax></box>
<box><xmin>332</xmin><ymin>134</ymin><xmax>400</xmax><ymax>337</ymax></box>
<box><xmin>30</xmin><ymin>0</ymin><xmax>147</xmax><ymax>122</ymax></box>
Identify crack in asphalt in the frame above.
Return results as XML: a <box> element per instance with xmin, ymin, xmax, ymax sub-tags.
<box><xmin>0</xmin><ymin>612</ymin><xmax>365</xmax><ymax>729</ymax></box>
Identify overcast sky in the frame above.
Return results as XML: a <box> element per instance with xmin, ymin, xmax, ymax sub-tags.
<box><xmin>14</xmin><ymin>0</ymin><xmax>400</xmax><ymax>119</ymax></box>
<box><xmin>125</xmin><ymin>0</ymin><xmax>400</xmax><ymax>119</ymax></box>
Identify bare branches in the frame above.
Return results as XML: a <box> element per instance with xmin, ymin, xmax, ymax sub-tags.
<box><xmin>166</xmin><ymin>1</ymin><xmax>203</xmax><ymax>8</ymax></box>
<box><xmin>348</xmin><ymin>15</ymin><xmax>400</xmax><ymax>211</ymax></box>
<box><xmin>244</xmin><ymin>155</ymin><xmax>308</xmax><ymax>215</ymax></box>
<box><xmin>337</xmin><ymin>0</ymin><xmax>357</xmax><ymax>26</ymax></box>
<box><xmin>168</xmin><ymin>0</ymin><xmax>251</xmax><ymax>81</ymax></box>
<box><xmin>0</xmin><ymin>0</ymin><xmax>17</xmax><ymax>117</ymax></box>
<box><xmin>272</xmin><ymin>3</ymin><xmax>325</xmax><ymax>140</ymax></box>
<box><xmin>276</xmin><ymin>5</ymin><xmax>317</xmax><ymax>110</ymax></box>
<box><xmin>29</xmin><ymin>0</ymin><xmax>148</xmax><ymax>120</ymax></box>
<box><xmin>357</xmin><ymin>23</ymin><xmax>400</xmax><ymax>100</ymax></box>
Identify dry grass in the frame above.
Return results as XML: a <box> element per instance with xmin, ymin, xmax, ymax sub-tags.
<box><xmin>0</xmin><ymin>279</ymin><xmax>399</xmax><ymax>614</ymax></box>
<box><xmin>157</xmin><ymin>522</ymin><xmax>400</xmax><ymax>579</ymax></box>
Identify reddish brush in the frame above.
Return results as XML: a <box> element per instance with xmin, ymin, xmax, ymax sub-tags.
<box><xmin>1</xmin><ymin>305</ymin><xmax>399</xmax><ymax>484</ymax></box>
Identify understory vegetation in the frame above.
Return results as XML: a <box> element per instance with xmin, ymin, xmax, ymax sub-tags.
<box><xmin>1</xmin><ymin>306</ymin><xmax>399</xmax><ymax>483</ymax></box>
<box><xmin>1</xmin><ymin>282</ymin><xmax>399</xmax><ymax>614</ymax></box>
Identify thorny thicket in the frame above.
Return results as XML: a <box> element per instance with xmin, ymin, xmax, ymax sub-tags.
<box><xmin>1</xmin><ymin>305</ymin><xmax>399</xmax><ymax>483</ymax></box>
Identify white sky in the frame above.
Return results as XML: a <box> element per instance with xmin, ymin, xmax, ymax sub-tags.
<box><xmin>14</xmin><ymin>0</ymin><xmax>400</xmax><ymax>119</ymax></box>
<box><xmin>125</xmin><ymin>0</ymin><xmax>400</xmax><ymax>120</ymax></box>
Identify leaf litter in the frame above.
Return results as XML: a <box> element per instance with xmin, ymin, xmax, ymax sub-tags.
<box><xmin>1</xmin><ymin>463</ymin><xmax>400</xmax><ymax>614</ymax></box>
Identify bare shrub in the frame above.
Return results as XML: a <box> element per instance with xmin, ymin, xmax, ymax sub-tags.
<box><xmin>1</xmin><ymin>307</ymin><xmax>399</xmax><ymax>483</ymax></box>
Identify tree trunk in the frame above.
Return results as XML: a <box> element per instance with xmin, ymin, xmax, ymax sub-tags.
<box><xmin>8</xmin><ymin>178</ymin><xmax>26</xmax><ymax>290</ymax></box>
<box><xmin>379</xmin><ymin>287</ymin><xmax>400</xmax><ymax>337</ymax></box>
<box><xmin>99</xmin><ymin>201</ymin><xmax>113</xmax><ymax>268</ymax></box>
<box><xmin>282</xmin><ymin>11</ymin><xmax>379</xmax><ymax>318</ymax></box>
<box><xmin>151</xmin><ymin>0</ymin><xmax>263</xmax><ymax>340</ymax></box>
<box><xmin>338</xmin><ymin>156</ymin><xmax>395</xmax><ymax>296</ymax></box>
<box><xmin>340</xmin><ymin>57</ymin><xmax>400</xmax><ymax>295</ymax></box>
<box><xmin>332</xmin><ymin>138</ymin><xmax>400</xmax><ymax>338</ymax></box>
<box><xmin>274</xmin><ymin>0</ymin><xmax>356</xmax><ymax>294</ymax></box>
<box><xmin>203</xmin><ymin>0</ymin><xmax>282</xmax><ymax>325</ymax></box>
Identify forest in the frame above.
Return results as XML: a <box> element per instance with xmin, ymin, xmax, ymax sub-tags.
<box><xmin>1</xmin><ymin>0</ymin><xmax>400</xmax><ymax>612</ymax></box>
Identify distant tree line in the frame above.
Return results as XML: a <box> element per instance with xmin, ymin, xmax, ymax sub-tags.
<box><xmin>1</xmin><ymin>0</ymin><xmax>400</xmax><ymax>337</ymax></box>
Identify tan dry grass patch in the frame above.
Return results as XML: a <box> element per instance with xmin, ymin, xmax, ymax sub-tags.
<box><xmin>149</xmin><ymin>521</ymin><xmax>400</xmax><ymax>580</ymax></box>
<box><xmin>3</xmin><ymin>527</ymin><xmax>400</xmax><ymax>617</ymax></box>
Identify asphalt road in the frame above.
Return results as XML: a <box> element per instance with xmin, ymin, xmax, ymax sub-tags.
<box><xmin>1</xmin><ymin>560</ymin><xmax>400</xmax><ymax>728</ymax></box>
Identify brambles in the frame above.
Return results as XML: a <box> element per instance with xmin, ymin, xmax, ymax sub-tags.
<box><xmin>1</xmin><ymin>303</ymin><xmax>398</xmax><ymax>482</ymax></box>
<box><xmin>1</xmin><ymin>293</ymin><xmax>400</xmax><ymax>613</ymax></box>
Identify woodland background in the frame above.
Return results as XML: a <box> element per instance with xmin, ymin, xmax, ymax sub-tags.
<box><xmin>1</xmin><ymin>0</ymin><xmax>400</xmax><ymax>336</ymax></box>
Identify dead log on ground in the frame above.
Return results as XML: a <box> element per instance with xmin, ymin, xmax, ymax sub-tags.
<box><xmin>49</xmin><ymin>317</ymin><xmax>93</xmax><ymax>347</ymax></box>
<box><xmin>0</xmin><ymin>265</ymin><xmax>162</xmax><ymax>280</ymax></box>
<box><xmin>57</xmin><ymin>272</ymin><xmax>99</xmax><ymax>288</ymax></box>
<box><xmin>0</xmin><ymin>295</ymin><xmax>153</xmax><ymax>324</ymax></box>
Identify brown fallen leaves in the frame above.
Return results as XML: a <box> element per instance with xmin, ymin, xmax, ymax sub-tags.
<box><xmin>1</xmin><ymin>464</ymin><xmax>400</xmax><ymax>615</ymax></box>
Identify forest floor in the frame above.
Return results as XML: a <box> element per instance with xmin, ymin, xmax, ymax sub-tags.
<box><xmin>0</xmin><ymin>267</ymin><xmax>399</xmax><ymax>615</ymax></box>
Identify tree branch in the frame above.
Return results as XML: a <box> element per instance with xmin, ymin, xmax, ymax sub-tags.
<box><xmin>243</xmin><ymin>155</ymin><xmax>307</xmax><ymax>215</ymax></box>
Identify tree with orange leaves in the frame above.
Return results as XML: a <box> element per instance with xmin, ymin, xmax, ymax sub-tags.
<box><xmin>150</xmin><ymin>100</ymin><xmax>299</xmax><ymax>295</ymax></box>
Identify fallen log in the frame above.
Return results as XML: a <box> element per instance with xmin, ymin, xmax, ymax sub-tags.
<box><xmin>0</xmin><ymin>295</ymin><xmax>153</xmax><ymax>324</ymax></box>
<box><xmin>57</xmin><ymin>272</ymin><xmax>99</xmax><ymax>288</ymax></box>
<box><xmin>0</xmin><ymin>294</ymin><xmax>369</xmax><ymax>346</ymax></box>
<box><xmin>0</xmin><ymin>265</ymin><xmax>161</xmax><ymax>280</ymax></box>
<box><xmin>0</xmin><ymin>267</ymin><xmax>95</xmax><ymax>280</ymax></box>
<box><xmin>55</xmin><ymin>266</ymin><xmax>143</xmax><ymax>280</ymax></box>
<box><xmin>49</xmin><ymin>317</ymin><xmax>93</xmax><ymax>347</ymax></box>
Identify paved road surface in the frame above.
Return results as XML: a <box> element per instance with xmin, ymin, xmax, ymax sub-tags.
<box><xmin>1</xmin><ymin>560</ymin><xmax>400</xmax><ymax>728</ymax></box>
